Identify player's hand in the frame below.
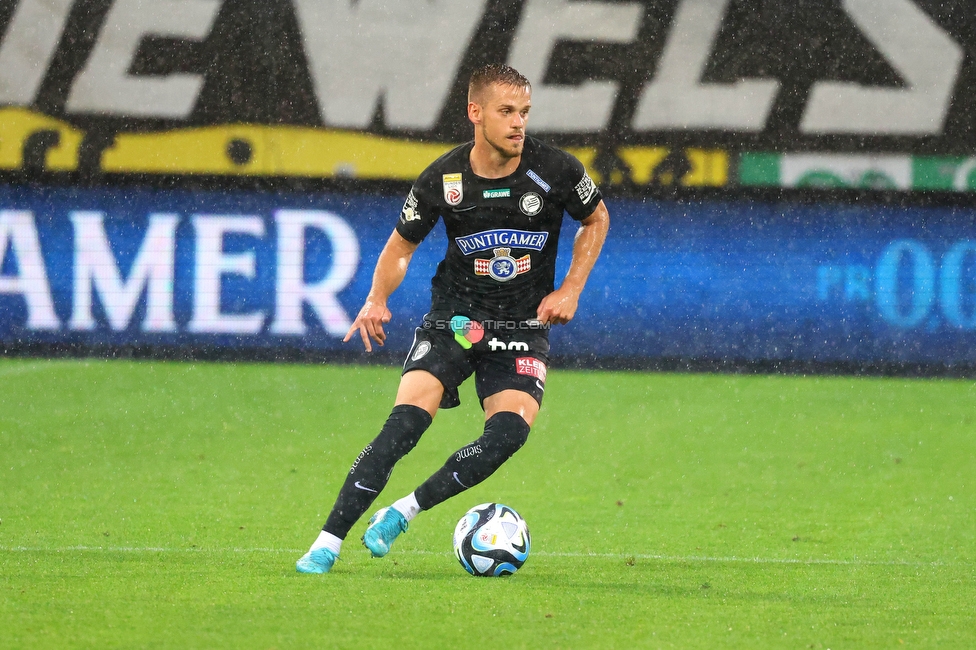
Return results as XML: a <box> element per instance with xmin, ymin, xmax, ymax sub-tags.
<box><xmin>536</xmin><ymin>288</ymin><xmax>580</xmax><ymax>326</ymax></box>
<box><xmin>343</xmin><ymin>299</ymin><xmax>392</xmax><ymax>352</ymax></box>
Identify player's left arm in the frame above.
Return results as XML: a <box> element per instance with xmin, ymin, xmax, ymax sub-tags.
<box><xmin>536</xmin><ymin>200</ymin><xmax>610</xmax><ymax>325</ymax></box>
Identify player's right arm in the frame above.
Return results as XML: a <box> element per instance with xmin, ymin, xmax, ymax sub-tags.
<box><xmin>344</xmin><ymin>231</ymin><xmax>420</xmax><ymax>352</ymax></box>
<box><xmin>346</xmin><ymin>168</ymin><xmax>440</xmax><ymax>351</ymax></box>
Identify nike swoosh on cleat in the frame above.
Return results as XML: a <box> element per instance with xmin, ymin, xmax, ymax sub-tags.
<box><xmin>452</xmin><ymin>472</ymin><xmax>469</xmax><ymax>488</ymax></box>
<box><xmin>354</xmin><ymin>481</ymin><xmax>378</xmax><ymax>493</ymax></box>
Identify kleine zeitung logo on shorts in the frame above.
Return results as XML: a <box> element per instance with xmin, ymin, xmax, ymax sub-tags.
<box><xmin>515</xmin><ymin>357</ymin><xmax>547</xmax><ymax>381</ymax></box>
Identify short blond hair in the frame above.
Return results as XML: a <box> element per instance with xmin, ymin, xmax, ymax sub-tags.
<box><xmin>468</xmin><ymin>64</ymin><xmax>531</xmax><ymax>104</ymax></box>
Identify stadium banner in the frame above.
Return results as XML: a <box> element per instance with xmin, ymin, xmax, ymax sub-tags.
<box><xmin>2</xmin><ymin>184</ymin><xmax>976</xmax><ymax>367</ymax></box>
<box><xmin>739</xmin><ymin>153</ymin><xmax>976</xmax><ymax>193</ymax></box>
<box><xmin>0</xmin><ymin>0</ymin><xmax>973</xmax><ymax>190</ymax></box>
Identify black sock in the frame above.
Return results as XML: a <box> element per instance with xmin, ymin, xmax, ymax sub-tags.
<box><xmin>323</xmin><ymin>404</ymin><xmax>432</xmax><ymax>538</ymax></box>
<box><xmin>414</xmin><ymin>412</ymin><xmax>530</xmax><ymax>510</ymax></box>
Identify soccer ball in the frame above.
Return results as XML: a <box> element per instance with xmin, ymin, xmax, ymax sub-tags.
<box><xmin>452</xmin><ymin>503</ymin><xmax>530</xmax><ymax>577</ymax></box>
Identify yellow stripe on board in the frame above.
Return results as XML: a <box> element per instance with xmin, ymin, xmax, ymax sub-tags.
<box><xmin>0</xmin><ymin>109</ymin><xmax>729</xmax><ymax>187</ymax></box>
<box><xmin>103</xmin><ymin>125</ymin><xmax>457</xmax><ymax>179</ymax></box>
<box><xmin>0</xmin><ymin>108</ymin><xmax>83</xmax><ymax>171</ymax></box>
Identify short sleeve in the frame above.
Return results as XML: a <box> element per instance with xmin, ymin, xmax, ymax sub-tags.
<box><xmin>395</xmin><ymin>181</ymin><xmax>439</xmax><ymax>244</ymax></box>
<box><xmin>561</xmin><ymin>155</ymin><xmax>603</xmax><ymax>221</ymax></box>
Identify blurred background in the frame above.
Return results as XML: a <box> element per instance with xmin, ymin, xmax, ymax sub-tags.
<box><xmin>2</xmin><ymin>0</ymin><xmax>975</xmax><ymax>374</ymax></box>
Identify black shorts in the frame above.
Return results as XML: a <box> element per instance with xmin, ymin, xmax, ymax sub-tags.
<box><xmin>401</xmin><ymin>313</ymin><xmax>550</xmax><ymax>410</ymax></box>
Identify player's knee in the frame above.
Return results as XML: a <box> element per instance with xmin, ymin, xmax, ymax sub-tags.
<box><xmin>368</xmin><ymin>404</ymin><xmax>433</xmax><ymax>460</ymax></box>
<box><xmin>485</xmin><ymin>411</ymin><xmax>530</xmax><ymax>458</ymax></box>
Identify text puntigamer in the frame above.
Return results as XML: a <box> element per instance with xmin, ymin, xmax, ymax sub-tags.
<box><xmin>455</xmin><ymin>230</ymin><xmax>549</xmax><ymax>255</ymax></box>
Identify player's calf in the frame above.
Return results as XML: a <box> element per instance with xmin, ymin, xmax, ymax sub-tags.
<box><xmin>414</xmin><ymin>411</ymin><xmax>530</xmax><ymax>509</ymax></box>
<box><xmin>322</xmin><ymin>404</ymin><xmax>432</xmax><ymax>540</ymax></box>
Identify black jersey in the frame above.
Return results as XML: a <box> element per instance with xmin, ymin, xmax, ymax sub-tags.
<box><xmin>395</xmin><ymin>136</ymin><xmax>602</xmax><ymax>323</ymax></box>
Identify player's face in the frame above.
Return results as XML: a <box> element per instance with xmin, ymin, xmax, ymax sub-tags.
<box><xmin>476</xmin><ymin>83</ymin><xmax>531</xmax><ymax>159</ymax></box>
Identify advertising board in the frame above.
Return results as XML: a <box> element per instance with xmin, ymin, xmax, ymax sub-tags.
<box><xmin>3</xmin><ymin>184</ymin><xmax>975</xmax><ymax>368</ymax></box>
<box><xmin>1</xmin><ymin>0</ymin><xmax>972</xmax><ymax>193</ymax></box>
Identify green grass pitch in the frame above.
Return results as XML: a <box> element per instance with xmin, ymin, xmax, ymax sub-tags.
<box><xmin>1</xmin><ymin>357</ymin><xmax>974</xmax><ymax>648</ymax></box>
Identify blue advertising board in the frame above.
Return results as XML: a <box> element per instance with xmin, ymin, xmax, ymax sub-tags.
<box><xmin>1</xmin><ymin>184</ymin><xmax>975</xmax><ymax>368</ymax></box>
<box><xmin>559</xmin><ymin>199</ymin><xmax>976</xmax><ymax>366</ymax></box>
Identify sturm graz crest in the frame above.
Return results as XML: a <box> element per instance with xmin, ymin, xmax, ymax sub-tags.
<box><xmin>474</xmin><ymin>248</ymin><xmax>531</xmax><ymax>282</ymax></box>
<box><xmin>519</xmin><ymin>192</ymin><xmax>543</xmax><ymax>216</ymax></box>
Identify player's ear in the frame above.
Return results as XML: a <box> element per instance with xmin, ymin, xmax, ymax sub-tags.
<box><xmin>467</xmin><ymin>101</ymin><xmax>482</xmax><ymax>125</ymax></box>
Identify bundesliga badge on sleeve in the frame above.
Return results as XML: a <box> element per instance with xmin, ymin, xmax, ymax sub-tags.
<box><xmin>443</xmin><ymin>173</ymin><xmax>463</xmax><ymax>206</ymax></box>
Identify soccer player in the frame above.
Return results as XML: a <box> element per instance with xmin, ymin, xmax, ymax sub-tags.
<box><xmin>297</xmin><ymin>64</ymin><xmax>610</xmax><ymax>573</ymax></box>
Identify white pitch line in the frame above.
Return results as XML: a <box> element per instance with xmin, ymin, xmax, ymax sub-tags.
<box><xmin>531</xmin><ymin>551</ymin><xmax>946</xmax><ymax>567</ymax></box>
<box><xmin>0</xmin><ymin>546</ymin><xmax>947</xmax><ymax>566</ymax></box>
<box><xmin>0</xmin><ymin>362</ymin><xmax>64</xmax><ymax>378</ymax></box>
<box><xmin>0</xmin><ymin>546</ymin><xmax>304</xmax><ymax>553</ymax></box>
<box><xmin>0</xmin><ymin>359</ymin><xmax>101</xmax><ymax>378</ymax></box>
